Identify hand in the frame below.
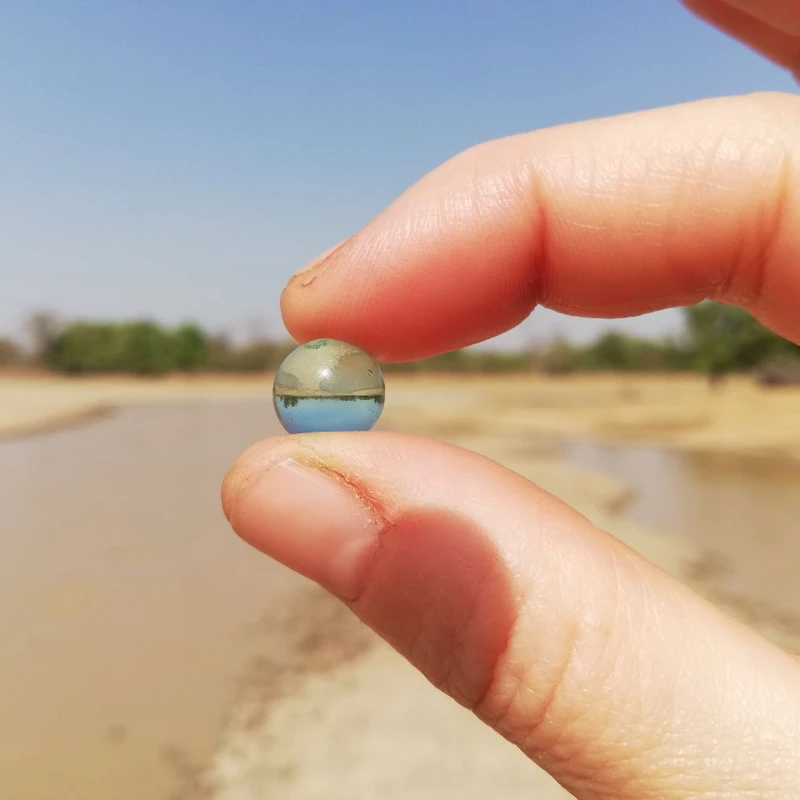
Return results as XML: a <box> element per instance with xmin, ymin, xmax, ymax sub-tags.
<box><xmin>222</xmin><ymin>5</ymin><xmax>800</xmax><ymax>798</ymax></box>
<box><xmin>684</xmin><ymin>0</ymin><xmax>800</xmax><ymax>81</ymax></box>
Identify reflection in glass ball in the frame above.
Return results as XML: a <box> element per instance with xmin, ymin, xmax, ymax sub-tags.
<box><xmin>273</xmin><ymin>339</ymin><xmax>385</xmax><ymax>433</ymax></box>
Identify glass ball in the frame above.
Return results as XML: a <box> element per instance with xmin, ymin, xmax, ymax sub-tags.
<box><xmin>273</xmin><ymin>339</ymin><xmax>385</xmax><ymax>434</ymax></box>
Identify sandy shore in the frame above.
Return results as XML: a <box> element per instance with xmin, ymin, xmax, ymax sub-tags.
<box><xmin>4</xmin><ymin>372</ymin><xmax>797</xmax><ymax>799</ymax></box>
<box><xmin>0</xmin><ymin>373</ymin><xmax>273</xmax><ymax>441</ymax></box>
<box><xmin>384</xmin><ymin>372</ymin><xmax>800</xmax><ymax>462</ymax></box>
<box><xmin>4</xmin><ymin>372</ymin><xmax>800</xmax><ymax>460</ymax></box>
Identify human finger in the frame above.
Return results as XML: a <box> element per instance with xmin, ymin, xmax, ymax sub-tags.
<box><xmin>223</xmin><ymin>432</ymin><xmax>800</xmax><ymax>799</ymax></box>
<box><xmin>282</xmin><ymin>93</ymin><xmax>800</xmax><ymax>361</ymax></box>
<box><xmin>684</xmin><ymin>0</ymin><xmax>800</xmax><ymax>75</ymax></box>
<box><xmin>723</xmin><ymin>0</ymin><xmax>800</xmax><ymax>35</ymax></box>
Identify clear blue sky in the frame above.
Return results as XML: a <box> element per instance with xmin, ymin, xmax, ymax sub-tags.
<box><xmin>1</xmin><ymin>1</ymin><xmax>796</xmax><ymax>348</ymax></box>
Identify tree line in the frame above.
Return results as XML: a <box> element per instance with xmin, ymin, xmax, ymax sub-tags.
<box><xmin>0</xmin><ymin>303</ymin><xmax>798</xmax><ymax>377</ymax></box>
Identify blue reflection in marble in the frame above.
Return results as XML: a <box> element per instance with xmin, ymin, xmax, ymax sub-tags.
<box><xmin>274</xmin><ymin>395</ymin><xmax>384</xmax><ymax>434</ymax></box>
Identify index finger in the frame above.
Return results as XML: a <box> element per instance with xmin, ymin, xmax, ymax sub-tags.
<box><xmin>281</xmin><ymin>93</ymin><xmax>800</xmax><ymax>361</ymax></box>
<box><xmin>684</xmin><ymin>0</ymin><xmax>800</xmax><ymax>77</ymax></box>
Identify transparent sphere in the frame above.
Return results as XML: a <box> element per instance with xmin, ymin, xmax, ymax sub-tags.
<box><xmin>273</xmin><ymin>339</ymin><xmax>385</xmax><ymax>434</ymax></box>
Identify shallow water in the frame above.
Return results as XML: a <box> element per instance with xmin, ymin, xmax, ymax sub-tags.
<box><xmin>562</xmin><ymin>440</ymin><xmax>800</xmax><ymax>616</ymax></box>
<box><xmin>0</xmin><ymin>399</ymin><xmax>306</xmax><ymax>800</ymax></box>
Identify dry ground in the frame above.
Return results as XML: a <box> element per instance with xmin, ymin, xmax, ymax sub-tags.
<box><xmin>3</xmin><ymin>371</ymin><xmax>800</xmax><ymax>460</ymax></box>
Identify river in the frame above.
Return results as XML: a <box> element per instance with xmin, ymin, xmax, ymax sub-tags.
<box><xmin>0</xmin><ymin>400</ymin><xmax>307</xmax><ymax>800</ymax></box>
<box><xmin>563</xmin><ymin>439</ymin><xmax>800</xmax><ymax>618</ymax></box>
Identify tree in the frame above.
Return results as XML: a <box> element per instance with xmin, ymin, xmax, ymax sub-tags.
<box><xmin>538</xmin><ymin>337</ymin><xmax>578</xmax><ymax>374</ymax></box>
<box><xmin>49</xmin><ymin>320</ymin><xmax>176</xmax><ymax>374</ymax></box>
<box><xmin>207</xmin><ymin>332</ymin><xmax>235</xmax><ymax>371</ymax></box>
<box><xmin>0</xmin><ymin>337</ymin><xmax>22</xmax><ymax>367</ymax></box>
<box><xmin>49</xmin><ymin>322</ymin><xmax>118</xmax><ymax>373</ymax></box>
<box><xmin>26</xmin><ymin>311</ymin><xmax>61</xmax><ymax>366</ymax></box>
<box><xmin>173</xmin><ymin>324</ymin><xmax>210</xmax><ymax>371</ymax></box>
<box><xmin>234</xmin><ymin>339</ymin><xmax>288</xmax><ymax>372</ymax></box>
<box><xmin>585</xmin><ymin>331</ymin><xmax>634</xmax><ymax>370</ymax></box>
<box><xmin>683</xmin><ymin>302</ymin><xmax>800</xmax><ymax>378</ymax></box>
<box><xmin>118</xmin><ymin>322</ymin><xmax>175</xmax><ymax>375</ymax></box>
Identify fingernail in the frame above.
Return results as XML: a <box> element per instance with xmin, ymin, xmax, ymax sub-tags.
<box><xmin>291</xmin><ymin>241</ymin><xmax>347</xmax><ymax>288</ymax></box>
<box><xmin>229</xmin><ymin>458</ymin><xmax>380</xmax><ymax>599</ymax></box>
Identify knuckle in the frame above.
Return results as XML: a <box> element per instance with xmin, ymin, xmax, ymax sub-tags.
<box><xmin>712</xmin><ymin>93</ymin><xmax>800</xmax><ymax>307</ymax></box>
<box><xmin>473</xmin><ymin>548</ymin><xmax>663</xmax><ymax>797</ymax></box>
<box><xmin>474</xmin><ymin>603</ymin><xmax>626</xmax><ymax>796</ymax></box>
<box><xmin>475</xmin><ymin>620</ymin><xmax>579</xmax><ymax>746</ymax></box>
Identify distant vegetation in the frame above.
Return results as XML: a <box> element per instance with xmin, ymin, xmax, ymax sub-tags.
<box><xmin>2</xmin><ymin>303</ymin><xmax>799</xmax><ymax>380</ymax></box>
<box><xmin>531</xmin><ymin>304</ymin><xmax>800</xmax><ymax>379</ymax></box>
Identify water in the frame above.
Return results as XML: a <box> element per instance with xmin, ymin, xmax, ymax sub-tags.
<box><xmin>5</xmin><ymin>400</ymin><xmax>800</xmax><ymax>799</ymax></box>
<box><xmin>562</xmin><ymin>440</ymin><xmax>800</xmax><ymax>616</ymax></box>
<box><xmin>274</xmin><ymin>395</ymin><xmax>384</xmax><ymax>433</ymax></box>
<box><xmin>0</xmin><ymin>400</ymin><xmax>307</xmax><ymax>800</ymax></box>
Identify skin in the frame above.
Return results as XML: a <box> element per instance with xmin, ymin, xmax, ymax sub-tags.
<box><xmin>223</xmin><ymin>4</ymin><xmax>800</xmax><ymax>798</ymax></box>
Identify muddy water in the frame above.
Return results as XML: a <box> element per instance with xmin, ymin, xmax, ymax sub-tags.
<box><xmin>0</xmin><ymin>400</ymin><xmax>306</xmax><ymax>800</ymax></box>
<box><xmin>562</xmin><ymin>440</ymin><xmax>800</xmax><ymax>618</ymax></box>
<box><xmin>6</xmin><ymin>402</ymin><xmax>800</xmax><ymax>800</ymax></box>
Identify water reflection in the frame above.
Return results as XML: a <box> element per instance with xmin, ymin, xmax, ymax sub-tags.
<box><xmin>274</xmin><ymin>394</ymin><xmax>384</xmax><ymax>432</ymax></box>
<box><xmin>562</xmin><ymin>439</ymin><xmax>800</xmax><ymax>616</ymax></box>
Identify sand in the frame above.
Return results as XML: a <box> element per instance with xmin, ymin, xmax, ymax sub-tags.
<box><xmin>4</xmin><ymin>372</ymin><xmax>800</xmax><ymax>460</ymax></box>
<box><xmin>0</xmin><ymin>373</ymin><xmax>272</xmax><ymax>441</ymax></box>
<box><xmin>383</xmin><ymin>372</ymin><xmax>800</xmax><ymax>462</ymax></box>
<box><xmin>3</xmin><ymin>371</ymin><xmax>797</xmax><ymax>799</ymax></box>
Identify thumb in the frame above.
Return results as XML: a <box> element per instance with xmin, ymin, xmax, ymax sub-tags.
<box><xmin>222</xmin><ymin>432</ymin><xmax>800</xmax><ymax>799</ymax></box>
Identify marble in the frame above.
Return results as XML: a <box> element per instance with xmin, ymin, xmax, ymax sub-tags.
<box><xmin>273</xmin><ymin>339</ymin><xmax>385</xmax><ymax>433</ymax></box>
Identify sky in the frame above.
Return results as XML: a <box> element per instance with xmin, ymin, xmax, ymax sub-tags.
<box><xmin>1</xmin><ymin>1</ymin><xmax>796</xmax><ymax>350</ymax></box>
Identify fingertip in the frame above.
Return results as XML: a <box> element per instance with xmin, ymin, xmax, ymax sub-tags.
<box><xmin>281</xmin><ymin>231</ymin><xmax>538</xmax><ymax>362</ymax></box>
<box><xmin>230</xmin><ymin>454</ymin><xmax>382</xmax><ymax>599</ymax></box>
<box><xmin>221</xmin><ymin>435</ymin><xmax>293</xmax><ymax>523</ymax></box>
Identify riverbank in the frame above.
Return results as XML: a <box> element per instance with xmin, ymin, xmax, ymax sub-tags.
<box><xmin>0</xmin><ymin>373</ymin><xmax>272</xmax><ymax>440</ymax></box>
<box><xmin>3</xmin><ymin>372</ymin><xmax>800</xmax><ymax>461</ymax></box>
<box><xmin>384</xmin><ymin>372</ymin><xmax>800</xmax><ymax>463</ymax></box>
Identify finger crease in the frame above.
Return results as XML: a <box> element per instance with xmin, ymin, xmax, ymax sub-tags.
<box><xmin>753</xmin><ymin>146</ymin><xmax>791</xmax><ymax>309</ymax></box>
<box><xmin>469</xmin><ymin>581</ymin><xmax>526</xmax><ymax>720</ymax></box>
<box><xmin>718</xmin><ymin>145</ymin><xmax>793</xmax><ymax>309</ymax></box>
<box><xmin>520</xmin><ymin>162</ymin><xmax>552</xmax><ymax>308</ymax></box>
